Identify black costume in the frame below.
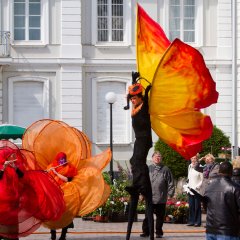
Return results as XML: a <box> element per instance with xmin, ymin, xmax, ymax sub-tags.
<box><xmin>124</xmin><ymin>72</ymin><xmax>154</xmax><ymax>240</ymax></box>
<box><xmin>130</xmin><ymin>84</ymin><xmax>152</xmax><ymax>194</ymax></box>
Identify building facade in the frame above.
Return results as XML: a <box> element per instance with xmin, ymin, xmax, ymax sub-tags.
<box><xmin>0</xmin><ymin>0</ymin><xmax>238</xmax><ymax>166</ymax></box>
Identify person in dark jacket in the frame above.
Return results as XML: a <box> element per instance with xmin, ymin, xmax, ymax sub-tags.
<box><xmin>232</xmin><ymin>156</ymin><xmax>240</xmax><ymax>186</ymax></box>
<box><xmin>140</xmin><ymin>151</ymin><xmax>175</xmax><ymax>238</ymax></box>
<box><xmin>124</xmin><ymin>72</ymin><xmax>154</xmax><ymax>240</ymax></box>
<box><xmin>190</xmin><ymin>161</ymin><xmax>240</xmax><ymax>240</ymax></box>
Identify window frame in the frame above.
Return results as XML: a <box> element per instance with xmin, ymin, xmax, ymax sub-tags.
<box><xmin>92</xmin><ymin>76</ymin><xmax>132</xmax><ymax>145</ymax></box>
<box><xmin>92</xmin><ymin>0</ymin><xmax>131</xmax><ymax>47</ymax></box>
<box><xmin>165</xmin><ymin>0</ymin><xmax>203</xmax><ymax>47</ymax></box>
<box><xmin>8</xmin><ymin>76</ymin><xmax>49</xmax><ymax>125</ymax></box>
<box><xmin>11</xmin><ymin>0</ymin><xmax>49</xmax><ymax>46</ymax></box>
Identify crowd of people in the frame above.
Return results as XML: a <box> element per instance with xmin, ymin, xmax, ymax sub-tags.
<box><xmin>137</xmin><ymin>151</ymin><xmax>240</xmax><ymax>240</ymax></box>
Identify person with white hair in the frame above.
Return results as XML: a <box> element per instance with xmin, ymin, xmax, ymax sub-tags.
<box><xmin>140</xmin><ymin>151</ymin><xmax>175</xmax><ymax>238</ymax></box>
<box><xmin>194</xmin><ymin>153</ymin><xmax>219</xmax><ymax>195</ymax></box>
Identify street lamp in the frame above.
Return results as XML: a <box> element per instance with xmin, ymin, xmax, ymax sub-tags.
<box><xmin>105</xmin><ymin>91</ymin><xmax>117</xmax><ymax>184</ymax></box>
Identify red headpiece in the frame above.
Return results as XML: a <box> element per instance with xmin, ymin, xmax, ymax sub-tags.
<box><xmin>55</xmin><ymin>152</ymin><xmax>67</xmax><ymax>165</ymax></box>
<box><xmin>128</xmin><ymin>83</ymin><xmax>143</xmax><ymax>96</ymax></box>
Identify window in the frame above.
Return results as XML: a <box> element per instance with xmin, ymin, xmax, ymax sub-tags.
<box><xmin>14</xmin><ymin>0</ymin><xmax>41</xmax><ymax>40</ymax></box>
<box><xmin>8</xmin><ymin>77</ymin><xmax>49</xmax><ymax>127</ymax></box>
<box><xmin>92</xmin><ymin>0</ymin><xmax>131</xmax><ymax>45</ymax></box>
<box><xmin>13</xmin><ymin>0</ymin><xmax>49</xmax><ymax>44</ymax></box>
<box><xmin>92</xmin><ymin>77</ymin><xmax>131</xmax><ymax>144</ymax></box>
<box><xmin>169</xmin><ymin>0</ymin><xmax>196</xmax><ymax>43</ymax></box>
<box><xmin>97</xmin><ymin>0</ymin><xmax>123</xmax><ymax>41</ymax></box>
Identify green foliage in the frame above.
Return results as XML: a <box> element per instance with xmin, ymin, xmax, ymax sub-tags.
<box><xmin>201</xmin><ymin>125</ymin><xmax>231</xmax><ymax>157</ymax></box>
<box><xmin>154</xmin><ymin>125</ymin><xmax>231</xmax><ymax>179</ymax></box>
<box><xmin>165</xmin><ymin>198</ymin><xmax>189</xmax><ymax>223</ymax></box>
<box><xmin>137</xmin><ymin>197</ymin><xmax>146</xmax><ymax>214</ymax></box>
<box><xmin>90</xmin><ymin>171</ymin><xmax>131</xmax><ymax>217</ymax></box>
<box><xmin>173</xmin><ymin>204</ymin><xmax>189</xmax><ymax>223</ymax></box>
<box><xmin>175</xmin><ymin>192</ymin><xmax>188</xmax><ymax>202</ymax></box>
<box><xmin>102</xmin><ymin>171</ymin><xmax>111</xmax><ymax>185</ymax></box>
<box><xmin>165</xmin><ymin>203</ymin><xmax>176</xmax><ymax>216</ymax></box>
<box><xmin>108</xmin><ymin>179</ymin><xmax>129</xmax><ymax>214</ymax></box>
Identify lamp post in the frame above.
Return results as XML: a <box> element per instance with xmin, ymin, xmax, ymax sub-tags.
<box><xmin>105</xmin><ymin>92</ymin><xmax>117</xmax><ymax>184</ymax></box>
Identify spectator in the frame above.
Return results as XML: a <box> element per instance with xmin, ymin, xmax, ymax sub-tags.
<box><xmin>232</xmin><ymin>156</ymin><xmax>240</xmax><ymax>186</ymax></box>
<box><xmin>186</xmin><ymin>154</ymin><xmax>203</xmax><ymax>227</ymax></box>
<box><xmin>190</xmin><ymin>161</ymin><xmax>240</xmax><ymax>240</ymax></box>
<box><xmin>194</xmin><ymin>153</ymin><xmax>219</xmax><ymax>195</ymax></box>
<box><xmin>140</xmin><ymin>151</ymin><xmax>175</xmax><ymax>238</ymax></box>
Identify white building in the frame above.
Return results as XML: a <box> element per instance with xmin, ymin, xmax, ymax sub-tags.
<box><xmin>0</xmin><ymin>0</ymin><xmax>238</xmax><ymax>167</ymax></box>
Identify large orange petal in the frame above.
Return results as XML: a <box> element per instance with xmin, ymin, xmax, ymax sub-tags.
<box><xmin>149</xmin><ymin>39</ymin><xmax>218</xmax><ymax>159</ymax></box>
<box><xmin>151</xmin><ymin>111</ymin><xmax>213</xmax><ymax>159</ymax></box>
<box><xmin>78</xmin><ymin>148</ymin><xmax>111</xmax><ymax>171</ymax></box>
<box><xmin>150</xmin><ymin>39</ymin><xmax>218</xmax><ymax>115</ymax></box>
<box><xmin>22</xmin><ymin>120</ymin><xmax>84</xmax><ymax>168</ymax></box>
<box><xmin>136</xmin><ymin>4</ymin><xmax>170</xmax><ymax>87</ymax></box>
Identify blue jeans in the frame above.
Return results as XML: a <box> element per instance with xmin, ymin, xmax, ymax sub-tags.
<box><xmin>206</xmin><ymin>233</ymin><xmax>240</xmax><ymax>240</ymax></box>
<box><xmin>188</xmin><ymin>193</ymin><xmax>201</xmax><ymax>225</ymax></box>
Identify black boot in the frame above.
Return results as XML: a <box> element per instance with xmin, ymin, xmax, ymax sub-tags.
<box><xmin>59</xmin><ymin>227</ymin><xmax>68</xmax><ymax>240</ymax></box>
<box><xmin>0</xmin><ymin>170</ymin><xmax>4</xmax><ymax>180</ymax></box>
<box><xmin>50</xmin><ymin>229</ymin><xmax>56</xmax><ymax>240</ymax></box>
<box><xmin>16</xmin><ymin>168</ymin><xmax>24</xmax><ymax>178</ymax></box>
<box><xmin>126</xmin><ymin>194</ymin><xmax>139</xmax><ymax>240</ymax></box>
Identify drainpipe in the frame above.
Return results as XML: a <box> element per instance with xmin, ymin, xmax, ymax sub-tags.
<box><xmin>232</xmin><ymin>0</ymin><xmax>238</xmax><ymax>158</ymax></box>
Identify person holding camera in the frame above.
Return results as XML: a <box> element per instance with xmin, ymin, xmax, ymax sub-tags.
<box><xmin>186</xmin><ymin>154</ymin><xmax>203</xmax><ymax>227</ymax></box>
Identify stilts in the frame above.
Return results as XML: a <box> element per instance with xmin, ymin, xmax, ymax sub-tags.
<box><xmin>126</xmin><ymin>189</ymin><xmax>154</xmax><ymax>240</ymax></box>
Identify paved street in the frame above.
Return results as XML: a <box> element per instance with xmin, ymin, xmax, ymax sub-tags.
<box><xmin>22</xmin><ymin>214</ymin><xmax>206</xmax><ymax>240</ymax></box>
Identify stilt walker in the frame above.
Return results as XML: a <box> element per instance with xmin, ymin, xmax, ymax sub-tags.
<box><xmin>125</xmin><ymin>3</ymin><xmax>219</xmax><ymax>239</ymax></box>
<box><xmin>124</xmin><ymin>72</ymin><xmax>154</xmax><ymax>240</ymax></box>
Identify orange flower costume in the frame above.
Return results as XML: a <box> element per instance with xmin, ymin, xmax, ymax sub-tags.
<box><xmin>22</xmin><ymin>119</ymin><xmax>111</xmax><ymax>229</ymax></box>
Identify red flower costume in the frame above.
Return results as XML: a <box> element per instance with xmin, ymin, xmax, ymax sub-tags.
<box><xmin>0</xmin><ymin>140</ymin><xmax>65</xmax><ymax>239</ymax></box>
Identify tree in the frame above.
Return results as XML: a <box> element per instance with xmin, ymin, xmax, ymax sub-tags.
<box><xmin>201</xmin><ymin>125</ymin><xmax>231</xmax><ymax>157</ymax></box>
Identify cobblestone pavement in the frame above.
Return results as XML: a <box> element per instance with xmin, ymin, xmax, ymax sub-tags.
<box><xmin>22</xmin><ymin>214</ymin><xmax>206</xmax><ymax>240</ymax></box>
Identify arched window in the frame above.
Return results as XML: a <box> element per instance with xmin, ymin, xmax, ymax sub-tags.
<box><xmin>8</xmin><ymin>76</ymin><xmax>49</xmax><ymax>127</ymax></box>
<box><xmin>92</xmin><ymin>77</ymin><xmax>131</xmax><ymax>144</ymax></box>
